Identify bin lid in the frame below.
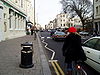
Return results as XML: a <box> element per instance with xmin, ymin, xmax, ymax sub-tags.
<box><xmin>21</xmin><ymin>42</ymin><xmax>33</xmax><ymax>47</ymax></box>
<box><xmin>22</xmin><ymin>46</ymin><xmax>32</xmax><ymax>50</ymax></box>
<box><xmin>23</xmin><ymin>46</ymin><xmax>31</xmax><ymax>47</ymax></box>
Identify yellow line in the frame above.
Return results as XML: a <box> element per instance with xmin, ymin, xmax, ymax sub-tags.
<box><xmin>54</xmin><ymin>61</ymin><xmax>65</xmax><ymax>75</ymax></box>
<box><xmin>51</xmin><ymin>62</ymin><xmax>60</xmax><ymax>75</ymax></box>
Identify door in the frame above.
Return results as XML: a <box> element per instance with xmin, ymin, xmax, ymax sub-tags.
<box><xmin>93</xmin><ymin>39</ymin><xmax>100</xmax><ymax>72</ymax></box>
<box><xmin>82</xmin><ymin>38</ymin><xmax>100</xmax><ymax>72</ymax></box>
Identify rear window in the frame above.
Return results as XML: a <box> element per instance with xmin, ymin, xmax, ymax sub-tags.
<box><xmin>55</xmin><ymin>32</ymin><xmax>65</xmax><ymax>35</ymax></box>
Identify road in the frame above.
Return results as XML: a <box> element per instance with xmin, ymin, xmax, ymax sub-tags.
<box><xmin>39</xmin><ymin>31</ymin><xmax>100</xmax><ymax>75</ymax></box>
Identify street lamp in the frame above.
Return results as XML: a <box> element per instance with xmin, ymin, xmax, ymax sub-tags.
<box><xmin>34</xmin><ymin>0</ymin><xmax>35</xmax><ymax>26</ymax></box>
<box><xmin>93</xmin><ymin>0</ymin><xmax>95</xmax><ymax>30</ymax></box>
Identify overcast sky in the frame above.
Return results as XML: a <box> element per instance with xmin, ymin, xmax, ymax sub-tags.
<box><xmin>31</xmin><ymin>0</ymin><xmax>62</xmax><ymax>27</ymax></box>
<box><xmin>31</xmin><ymin>0</ymin><xmax>93</xmax><ymax>27</ymax></box>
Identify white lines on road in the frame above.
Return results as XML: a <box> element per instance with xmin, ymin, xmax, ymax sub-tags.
<box><xmin>82</xmin><ymin>68</ymin><xmax>88</xmax><ymax>75</ymax></box>
<box><xmin>47</xmin><ymin>37</ymin><xmax>51</xmax><ymax>39</ymax></box>
<box><xmin>40</xmin><ymin>36</ymin><xmax>65</xmax><ymax>75</ymax></box>
<box><xmin>41</xmin><ymin>37</ymin><xmax>51</xmax><ymax>39</ymax></box>
<box><xmin>42</xmin><ymin>40</ymin><xmax>55</xmax><ymax>60</ymax></box>
<box><xmin>41</xmin><ymin>37</ymin><xmax>45</xmax><ymax>39</ymax></box>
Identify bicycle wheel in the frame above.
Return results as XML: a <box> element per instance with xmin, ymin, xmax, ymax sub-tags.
<box><xmin>72</xmin><ymin>61</ymin><xmax>86</xmax><ymax>75</ymax></box>
<box><xmin>72</xmin><ymin>65</ymin><xmax>86</xmax><ymax>75</ymax></box>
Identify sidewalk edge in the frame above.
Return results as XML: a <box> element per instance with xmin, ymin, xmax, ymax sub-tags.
<box><xmin>37</xmin><ymin>33</ymin><xmax>52</xmax><ymax>75</ymax></box>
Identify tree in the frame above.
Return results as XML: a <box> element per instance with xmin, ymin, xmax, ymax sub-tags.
<box><xmin>60</xmin><ymin>0</ymin><xmax>93</xmax><ymax>30</ymax></box>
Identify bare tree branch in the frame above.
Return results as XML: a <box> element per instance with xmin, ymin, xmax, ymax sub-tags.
<box><xmin>60</xmin><ymin>0</ymin><xmax>93</xmax><ymax>30</ymax></box>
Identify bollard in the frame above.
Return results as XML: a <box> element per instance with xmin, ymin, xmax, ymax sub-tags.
<box><xmin>19</xmin><ymin>42</ymin><xmax>34</xmax><ymax>68</ymax></box>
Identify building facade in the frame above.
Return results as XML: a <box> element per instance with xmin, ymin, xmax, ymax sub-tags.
<box><xmin>94</xmin><ymin>0</ymin><xmax>100</xmax><ymax>33</ymax></box>
<box><xmin>46</xmin><ymin>21</ymin><xmax>54</xmax><ymax>29</ymax></box>
<box><xmin>0</xmin><ymin>0</ymin><xmax>34</xmax><ymax>41</ymax></box>
<box><xmin>68</xmin><ymin>17</ymin><xmax>82</xmax><ymax>29</ymax></box>
<box><xmin>45</xmin><ymin>13</ymin><xmax>82</xmax><ymax>30</ymax></box>
<box><xmin>56</xmin><ymin>13</ymin><xmax>69</xmax><ymax>29</ymax></box>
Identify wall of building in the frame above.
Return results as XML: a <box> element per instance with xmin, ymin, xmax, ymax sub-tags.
<box><xmin>0</xmin><ymin>0</ymin><xmax>29</xmax><ymax>41</ymax></box>
<box><xmin>94</xmin><ymin>0</ymin><xmax>100</xmax><ymax>33</ymax></box>
<box><xmin>0</xmin><ymin>1</ymin><xmax>4</xmax><ymax>41</ymax></box>
<box><xmin>56</xmin><ymin>13</ymin><xmax>69</xmax><ymax>28</ymax></box>
<box><xmin>45</xmin><ymin>13</ymin><xmax>82</xmax><ymax>30</ymax></box>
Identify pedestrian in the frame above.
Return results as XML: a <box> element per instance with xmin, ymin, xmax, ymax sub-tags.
<box><xmin>93</xmin><ymin>30</ymin><xmax>98</xmax><ymax>37</ymax></box>
<box><xmin>62</xmin><ymin>27</ymin><xmax>87</xmax><ymax>75</ymax></box>
<box><xmin>30</xmin><ymin>26</ymin><xmax>34</xmax><ymax>35</ymax></box>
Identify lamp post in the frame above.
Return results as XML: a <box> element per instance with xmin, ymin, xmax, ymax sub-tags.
<box><xmin>93</xmin><ymin>0</ymin><xmax>95</xmax><ymax>30</ymax></box>
<box><xmin>34</xmin><ymin>0</ymin><xmax>35</xmax><ymax>26</ymax></box>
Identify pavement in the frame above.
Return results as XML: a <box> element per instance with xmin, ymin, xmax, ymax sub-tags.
<box><xmin>0</xmin><ymin>33</ymin><xmax>52</xmax><ymax>75</ymax></box>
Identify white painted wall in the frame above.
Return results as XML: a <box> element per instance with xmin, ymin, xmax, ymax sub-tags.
<box><xmin>0</xmin><ymin>2</ymin><xmax>4</xmax><ymax>41</ymax></box>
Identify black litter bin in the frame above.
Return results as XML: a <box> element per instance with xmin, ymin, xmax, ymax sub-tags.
<box><xmin>19</xmin><ymin>43</ymin><xmax>34</xmax><ymax>68</ymax></box>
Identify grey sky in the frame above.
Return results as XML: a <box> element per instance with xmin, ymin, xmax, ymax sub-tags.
<box><xmin>31</xmin><ymin>0</ymin><xmax>62</xmax><ymax>27</ymax></box>
<box><xmin>31</xmin><ymin>0</ymin><xmax>93</xmax><ymax>27</ymax></box>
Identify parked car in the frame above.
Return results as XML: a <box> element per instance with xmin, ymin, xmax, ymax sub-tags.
<box><xmin>50</xmin><ymin>30</ymin><xmax>57</xmax><ymax>36</ymax></box>
<box><xmin>82</xmin><ymin>37</ymin><xmax>100</xmax><ymax>73</ymax></box>
<box><xmin>79</xmin><ymin>31</ymin><xmax>89</xmax><ymax>36</ymax></box>
<box><xmin>52</xmin><ymin>31</ymin><xmax>67</xmax><ymax>40</ymax></box>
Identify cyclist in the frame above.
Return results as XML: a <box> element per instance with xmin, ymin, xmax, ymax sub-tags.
<box><xmin>62</xmin><ymin>27</ymin><xmax>87</xmax><ymax>75</ymax></box>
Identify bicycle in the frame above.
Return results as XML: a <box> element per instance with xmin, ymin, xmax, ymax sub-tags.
<box><xmin>66</xmin><ymin>61</ymin><xmax>86</xmax><ymax>75</ymax></box>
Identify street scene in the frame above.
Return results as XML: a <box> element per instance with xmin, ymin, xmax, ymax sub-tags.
<box><xmin>0</xmin><ymin>0</ymin><xmax>100</xmax><ymax>75</ymax></box>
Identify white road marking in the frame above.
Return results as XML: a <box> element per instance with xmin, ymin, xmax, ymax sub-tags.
<box><xmin>47</xmin><ymin>37</ymin><xmax>51</xmax><ymax>39</ymax></box>
<box><xmin>82</xmin><ymin>68</ymin><xmax>88</xmax><ymax>75</ymax></box>
<box><xmin>49</xmin><ymin>60</ymin><xmax>58</xmax><ymax>62</ymax></box>
<box><xmin>41</xmin><ymin>37</ymin><xmax>45</xmax><ymax>39</ymax></box>
<box><xmin>42</xmin><ymin>40</ymin><xmax>55</xmax><ymax>60</ymax></box>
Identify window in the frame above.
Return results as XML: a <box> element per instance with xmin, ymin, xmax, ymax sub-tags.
<box><xmin>96</xmin><ymin>6</ymin><xmax>98</xmax><ymax>15</ymax></box>
<box><xmin>84</xmin><ymin>38</ymin><xmax>98</xmax><ymax>48</ymax></box>
<box><xmin>15</xmin><ymin>0</ymin><xmax>18</xmax><ymax>3</ymax></box>
<box><xmin>9</xmin><ymin>15</ymin><xmax>11</xmax><ymax>28</ymax></box>
<box><xmin>4</xmin><ymin>13</ymin><xmax>6</xmax><ymax>19</ymax></box>
<box><xmin>63</xmin><ymin>15</ymin><xmax>65</xmax><ymax>17</ymax></box>
<box><xmin>0</xmin><ymin>6</ymin><xmax>3</xmax><ymax>9</ymax></box>
<box><xmin>21</xmin><ymin>0</ymin><xmax>23</xmax><ymax>7</ymax></box>
<box><xmin>63</xmin><ymin>19</ymin><xmax>65</xmax><ymax>22</ymax></box>
<box><xmin>4</xmin><ymin>22</ymin><xmax>7</xmax><ymax>32</ymax></box>
<box><xmin>99</xmin><ymin>5</ymin><xmax>100</xmax><ymax>14</ymax></box>
<box><xmin>95</xmin><ymin>0</ymin><xmax>98</xmax><ymax>2</ymax></box>
<box><xmin>94</xmin><ymin>39</ymin><xmax>100</xmax><ymax>51</ymax></box>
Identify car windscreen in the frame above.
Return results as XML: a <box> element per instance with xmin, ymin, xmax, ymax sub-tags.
<box><xmin>55</xmin><ymin>32</ymin><xmax>65</xmax><ymax>35</ymax></box>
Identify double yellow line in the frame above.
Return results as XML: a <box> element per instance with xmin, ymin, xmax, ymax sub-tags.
<box><xmin>49</xmin><ymin>60</ymin><xmax>65</xmax><ymax>75</ymax></box>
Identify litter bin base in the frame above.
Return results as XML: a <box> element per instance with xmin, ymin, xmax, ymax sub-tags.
<box><xmin>19</xmin><ymin>64</ymin><xmax>34</xmax><ymax>68</ymax></box>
